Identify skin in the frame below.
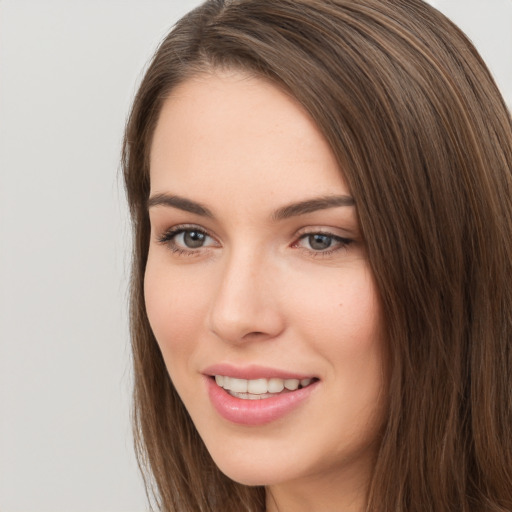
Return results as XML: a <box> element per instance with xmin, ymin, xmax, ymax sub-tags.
<box><xmin>145</xmin><ymin>70</ymin><xmax>388</xmax><ymax>512</ymax></box>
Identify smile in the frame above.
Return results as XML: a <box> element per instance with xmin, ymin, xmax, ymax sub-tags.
<box><xmin>214</xmin><ymin>375</ymin><xmax>314</xmax><ymax>399</ymax></box>
<box><xmin>206</xmin><ymin>372</ymin><xmax>319</xmax><ymax>425</ymax></box>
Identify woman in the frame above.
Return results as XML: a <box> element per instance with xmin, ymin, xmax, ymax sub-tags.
<box><xmin>122</xmin><ymin>0</ymin><xmax>512</xmax><ymax>510</ymax></box>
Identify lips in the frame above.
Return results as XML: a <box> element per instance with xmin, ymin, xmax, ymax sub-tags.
<box><xmin>203</xmin><ymin>363</ymin><xmax>315</xmax><ymax>381</ymax></box>
<box><xmin>203</xmin><ymin>364</ymin><xmax>319</xmax><ymax>425</ymax></box>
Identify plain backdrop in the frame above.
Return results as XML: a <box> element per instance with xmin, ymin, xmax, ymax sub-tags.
<box><xmin>0</xmin><ymin>1</ymin><xmax>510</xmax><ymax>511</ymax></box>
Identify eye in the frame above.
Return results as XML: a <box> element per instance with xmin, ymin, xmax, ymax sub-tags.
<box><xmin>294</xmin><ymin>232</ymin><xmax>353</xmax><ymax>254</ymax></box>
<box><xmin>176</xmin><ymin>230</ymin><xmax>209</xmax><ymax>249</ymax></box>
<box><xmin>157</xmin><ymin>225</ymin><xmax>218</xmax><ymax>254</ymax></box>
<box><xmin>305</xmin><ymin>234</ymin><xmax>335</xmax><ymax>251</ymax></box>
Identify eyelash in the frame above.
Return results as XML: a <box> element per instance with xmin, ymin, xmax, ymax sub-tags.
<box><xmin>293</xmin><ymin>231</ymin><xmax>353</xmax><ymax>258</ymax></box>
<box><xmin>157</xmin><ymin>225</ymin><xmax>216</xmax><ymax>257</ymax></box>
<box><xmin>156</xmin><ymin>225</ymin><xmax>353</xmax><ymax>258</ymax></box>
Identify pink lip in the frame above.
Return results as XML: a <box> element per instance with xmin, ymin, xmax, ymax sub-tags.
<box><xmin>204</xmin><ymin>374</ymin><xmax>319</xmax><ymax>426</ymax></box>
<box><xmin>202</xmin><ymin>363</ymin><xmax>314</xmax><ymax>381</ymax></box>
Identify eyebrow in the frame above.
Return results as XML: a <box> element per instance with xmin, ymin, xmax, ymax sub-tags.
<box><xmin>272</xmin><ymin>195</ymin><xmax>355</xmax><ymax>220</ymax></box>
<box><xmin>147</xmin><ymin>193</ymin><xmax>214</xmax><ymax>217</ymax></box>
<box><xmin>147</xmin><ymin>193</ymin><xmax>355</xmax><ymax>220</ymax></box>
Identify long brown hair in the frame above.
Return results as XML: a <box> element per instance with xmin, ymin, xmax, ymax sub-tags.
<box><xmin>122</xmin><ymin>1</ymin><xmax>512</xmax><ymax>510</ymax></box>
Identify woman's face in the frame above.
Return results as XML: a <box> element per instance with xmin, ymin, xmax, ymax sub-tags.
<box><xmin>145</xmin><ymin>71</ymin><xmax>387</xmax><ymax>503</ymax></box>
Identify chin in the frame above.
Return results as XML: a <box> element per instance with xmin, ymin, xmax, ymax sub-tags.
<box><xmin>216</xmin><ymin>461</ymin><xmax>283</xmax><ymax>487</ymax></box>
<box><xmin>206</xmin><ymin>445</ymin><xmax>292</xmax><ymax>487</ymax></box>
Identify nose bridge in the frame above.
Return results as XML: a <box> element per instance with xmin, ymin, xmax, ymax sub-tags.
<box><xmin>208</xmin><ymin>243</ymin><xmax>283</xmax><ymax>343</ymax></box>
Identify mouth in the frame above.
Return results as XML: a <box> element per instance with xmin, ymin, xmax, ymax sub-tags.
<box><xmin>211</xmin><ymin>375</ymin><xmax>319</xmax><ymax>400</ymax></box>
<box><xmin>204</xmin><ymin>369</ymin><xmax>320</xmax><ymax>425</ymax></box>
<box><xmin>203</xmin><ymin>364</ymin><xmax>320</xmax><ymax>425</ymax></box>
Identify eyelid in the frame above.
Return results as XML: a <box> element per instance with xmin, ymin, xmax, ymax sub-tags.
<box><xmin>291</xmin><ymin>228</ymin><xmax>354</xmax><ymax>256</ymax></box>
<box><xmin>294</xmin><ymin>232</ymin><xmax>352</xmax><ymax>246</ymax></box>
<box><xmin>156</xmin><ymin>224</ymin><xmax>220</xmax><ymax>253</ymax></box>
<box><xmin>293</xmin><ymin>225</ymin><xmax>355</xmax><ymax>240</ymax></box>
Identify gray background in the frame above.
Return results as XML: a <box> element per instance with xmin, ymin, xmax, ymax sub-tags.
<box><xmin>0</xmin><ymin>1</ymin><xmax>510</xmax><ymax>511</ymax></box>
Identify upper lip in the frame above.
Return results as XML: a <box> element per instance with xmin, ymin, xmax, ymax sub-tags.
<box><xmin>202</xmin><ymin>363</ymin><xmax>316</xmax><ymax>381</ymax></box>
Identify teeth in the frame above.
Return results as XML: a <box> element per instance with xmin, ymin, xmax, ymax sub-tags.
<box><xmin>229</xmin><ymin>377</ymin><xmax>248</xmax><ymax>393</ymax></box>
<box><xmin>247</xmin><ymin>378</ymin><xmax>267</xmax><ymax>394</ymax></box>
<box><xmin>215</xmin><ymin>376</ymin><xmax>314</xmax><ymax>395</ymax></box>
<box><xmin>284</xmin><ymin>378</ymin><xmax>300</xmax><ymax>391</ymax></box>
<box><xmin>268</xmin><ymin>378</ymin><xmax>285</xmax><ymax>393</ymax></box>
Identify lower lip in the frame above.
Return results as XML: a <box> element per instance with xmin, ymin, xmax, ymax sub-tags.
<box><xmin>206</xmin><ymin>377</ymin><xmax>318</xmax><ymax>426</ymax></box>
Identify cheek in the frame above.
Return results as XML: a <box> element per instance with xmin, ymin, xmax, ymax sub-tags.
<box><xmin>288</xmin><ymin>265</ymin><xmax>386</xmax><ymax>406</ymax></box>
<box><xmin>144</xmin><ymin>258</ymin><xmax>214</xmax><ymax>411</ymax></box>
<box><xmin>288</xmin><ymin>264</ymin><xmax>381</xmax><ymax>347</ymax></box>
<box><xmin>144</xmin><ymin>256</ymin><xmax>209</xmax><ymax>359</ymax></box>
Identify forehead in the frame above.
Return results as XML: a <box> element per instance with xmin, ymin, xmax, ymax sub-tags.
<box><xmin>149</xmin><ymin>71</ymin><xmax>348</xmax><ymax>207</ymax></box>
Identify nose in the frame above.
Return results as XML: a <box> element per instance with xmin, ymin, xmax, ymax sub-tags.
<box><xmin>207</xmin><ymin>249</ymin><xmax>285</xmax><ymax>344</ymax></box>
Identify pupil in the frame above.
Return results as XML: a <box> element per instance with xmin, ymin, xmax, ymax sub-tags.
<box><xmin>309</xmin><ymin>234</ymin><xmax>332</xmax><ymax>250</ymax></box>
<box><xmin>184</xmin><ymin>231</ymin><xmax>205</xmax><ymax>248</ymax></box>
